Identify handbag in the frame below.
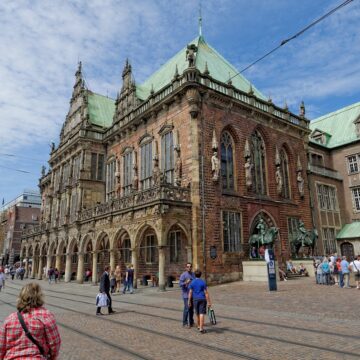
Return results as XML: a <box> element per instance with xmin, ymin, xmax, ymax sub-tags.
<box><xmin>207</xmin><ymin>306</ymin><xmax>217</xmax><ymax>325</ymax></box>
<box><xmin>96</xmin><ymin>293</ymin><xmax>109</xmax><ymax>307</ymax></box>
<box><xmin>17</xmin><ymin>312</ymin><xmax>50</xmax><ymax>359</ymax></box>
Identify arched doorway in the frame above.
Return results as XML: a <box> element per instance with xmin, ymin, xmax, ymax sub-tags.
<box><xmin>83</xmin><ymin>238</ymin><xmax>93</xmax><ymax>282</ymax></box>
<box><xmin>341</xmin><ymin>242</ymin><xmax>354</xmax><ymax>260</ymax></box>
<box><xmin>114</xmin><ymin>231</ymin><xmax>131</xmax><ymax>273</ymax></box>
<box><xmin>166</xmin><ymin>225</ymin><xmax>188</xmax><ymax>276</ymax></box>
<box><xmin>97</xmin><ymin>234</ymin><xmax>110</xmax><ymax>275</ymax></box>
<box><xmin>138</xmin><ymin>228</ymin><xmax>158</xmax><ymax>280</ymax></box>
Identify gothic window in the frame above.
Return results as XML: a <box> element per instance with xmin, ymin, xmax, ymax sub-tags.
<box><xmin>169</xmin><ymin>230</ymin><xmax>181</xmax><ymax>263</ymax></box>
<box><xmin>347</xmin><ymin>155</ymin><xmax>359</xmax><ymax>174</ymax></box>
<box><xmin>317</xmin><ymin>184</ymin><xmax>338</xmax><ymax>211</ymax></box>
<box><xmin>62</xmin><ymin>162</ymin><xmax>70</xmax><ymax>187</ymax></box>
<box><xmin>145</xmin><ymin>234</ymin><xmax>156</xmax><ymax>263</ymax></box>
<box><xmin>287</xmin><ymin>217</ymin><xmax>299</xmax><ymax>245</ymax></box>
<box><xmin>352</xmin><ymin>187</ymin><xmax>360</xmax><ymax>211</ymax></box>
<box><xmin>141</xmin><ymin>141</ymin><xmax>153</xmax><ymax>190</ymax></box>
<box><xmin>70</xmin><ymin>190</ymin><xmax>77</xmax><ymax>223</ymax></box>
<box><xmin>123</xmin><ymin>150</ymin><xmax>133</xmax><ymax>195</ymax></box>
<box><xmin>161</xmin><ymin>131</ymin><xmax>174</xmax><ymax>184</ymax></box>
<box><xmin>280</xmin><ymin>149</ymin><xmax>290</xmax><ymax>199</ymax></box>
<box><xmin>106</xmin><ymin>159</ymin><xmax>116</xmax><ymax>201</ymax></box>
<box><xmin>121</xmin><ymin>238</ymin><xmax>131</xmax><ymax>264</ymax></box>
<box><xmin>91</xmin><ymin>153</ymin><xmax>105</xmax><ymax>181</ymax></box>
<box><xmin>72</xmin><ymin>155</ymin><xmax>81</xmax><ymax>181</ymax></box>
<box><xmin>322</xmin><ymin>227</ymin><xmax>336</xmax><ymax>254</ymax></box>
<box><xmin>250</xmin><ymin>131</ymin><xmax>267</xmax><ymax>195</ymax></box>
<box><xmin>220</xmin><ymin>131</ymin><xmax>234</xmax><ymax>191</ymax></box>
<box><xmin>222</xmin><ymin>211</ymin><xmax>241</xmax><ymax>252</ymax></box>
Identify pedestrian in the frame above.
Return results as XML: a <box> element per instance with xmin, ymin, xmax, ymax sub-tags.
<box><xmin>340</xmin><ymin>256</ymin><xmax>350</xmax><ymax>288</ymax></box>
<box><xmin>0</xmin><ymin>269</ymin><xmax>5</xmax><ymax>291</ymax></box>
<box><xmin>349</xmin><ymin>254</ymin><xmax>360</xmax><ymax>289</ymax></box>
<box><xmin>96</xmin><ymin>266</ymin><xmax>115</xmax><ymax>315</ymax></box>
<box><xmin>123</xmin><ymin>264</ymin><xmax>134</xmax><ymax>294</ymax></box>
<box><xmin>0</xmin><ymin>282</ymin><xmax>61</xmax><ymax>359</ymax></box>
<box><xmin>333</xmin><ymin>257</ymin><xmax>340</xmax><ymax>285</ymax></box>
<box><xmin>48</xmin><ymin>266</ymin><xmax>55</xmax><ymax>284</ymax></box>
<box><xmin>19</xmin><ymin>265</ymin><xmax>25</xmax><ymax>280</ymax></box>
<box><xmin>54</xmin><ymin>268</ymin><xmax>59</xmax><ymax>283</ymax></box>
<box><xmin>321</xmin><ymin>258</ymin><xmax>330</xmax><ymax>285</ymax></box>
<box><xmin>10</xmin><ymin>267</ymin><xmax>16</xmax><ymax>281</ymax></box>
<box><xmin>188</xmin><ymin>269</ymin><xmax>212</xmax><ymax>334</ymax></box>
<box><xmin>114</xmin><ymin>265</ymin><xmax>122</xmax><ymax>292</ymax></box>
<box><xmin>179</xmin><ymin>262</ymin><xmax>195</xmax><ymax>328</ymax></box>
<box><xmin>110</xmin><ymin>270</ymin><xmax>116</xmax><ymax>294</ymax></box>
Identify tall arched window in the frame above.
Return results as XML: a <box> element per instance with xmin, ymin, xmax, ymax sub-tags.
<box><xmin>280</xmin><ymin>148</ymin><xmax>290</xmax><ymax>199</ymax></box>
<box><xmin>220</xmin><ymin>131</ymin><xmax>234</xmax><ymax>190</ymax></box>
<box><xmin>251</xmin><ymin>131</ymin><xmax>267</xmax><ymax>195</ymax></box>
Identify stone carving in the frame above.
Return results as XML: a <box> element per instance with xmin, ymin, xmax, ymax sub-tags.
<box><xmin>174</xmin><ymin>149</ymin><xmax>182</xmax><ymax>186</ymax></box>
<box><xmin>153</xmin><ymin>156</ymin><xmax>160</xmax><ymax>186</ymax></box>
<box><xmin>50</xmin><ymin>142</ymin><xmax>55</xmax><ymax>152</ymax></box>
<box><xmin>297</xmin><ymin>172</ymin><xmax>304</xmax><ymax>198</ymax></box>
<box><xmin>211</xmin><ymin>151</ymin><xmax>220</xmax><ymax>182</ymax></box>
<box><xmin>132</xmin><ymin>151</ymin><xmax>138</xmax><ymax>191</ymax></box>
<box><xmin>115</xmin><ymin>155</ymin><xmax>121</xmax><ymax>196</ymax></box>
<box><xmin>244</xmin><ymin>157</ymin><xmax>253</xmax><ymax>189</ymax></box>
<box><xmin>41</xmin><ymin>166</ymin><xmax>46</xmax><ymax>177</ymax></box>
<box><xmin>186</xmin><ymin>44</ymin><xmax>197</xmax><ymax>67</ymax></box>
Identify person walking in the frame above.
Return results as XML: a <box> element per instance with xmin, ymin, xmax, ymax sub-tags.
<box><xmin>0</xmin><ymin>269</ymin><xmax>5</xmax><ymax>291</ymax></box>
<box><xmin>188</xmin><ymin>269</ymin><xmax>212</xmax><ymax>334</ymax></box>
<box><xmin>0</xmin><ymin>282</ymin><xmax>61</xmax><ymax>359</ymax></box>
<box><xmin>96</xmin><ymin>266</ymin><xmax>115</xmax><ymax>315</ymax></box>
<box><xmin>179</xmin><ymin>262</ymin><xmax>195</xmax><ymax>328</ymax></box>
<box><xmin>349</xmin><ymin>254</ymin><xmax>360</xmax><ymax>289</ymax></box>
<box><xmin>340</xmin><ymin>256</ymin><xmax>350</xmax><ymax>288</ymax></box>
<box><xmin>123</xmin><ymin>264</ymin><xmax>134</xmax><ymax>294</ymax></box>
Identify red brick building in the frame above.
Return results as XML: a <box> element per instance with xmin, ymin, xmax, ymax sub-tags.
<box><xmin>22</xmin><ymin>36</ymin><xmax>312</xmax><ymax>286</ymax></box>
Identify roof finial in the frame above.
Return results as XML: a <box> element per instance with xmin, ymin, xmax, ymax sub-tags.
<box><xmin>198</xmin><ymin>1</ymin><xmax>202</xmax><ymax>37</ymax></box>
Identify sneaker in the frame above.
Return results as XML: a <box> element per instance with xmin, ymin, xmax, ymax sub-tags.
<box><xmin>284</xmin><ymin>278</ymin><xmax>288</xmax><ymax>281</ymax></box>
<box><xmin>199</xmin><ymin>329</ymin><xmax>207</xmax><ymax>334</ymax></box>
<box><xmin>109</xmin><ymin>310</ymin><xmax>116</xmax><ymax>314</ymax></box>
<box><xmin>96</xmin><ymin>312</ymin><xmax>104</xmax><ymax>316</ymax></box>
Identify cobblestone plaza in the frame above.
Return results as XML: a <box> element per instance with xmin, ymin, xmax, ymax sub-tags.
<box><xmin>1</xmin><ymin>278</ymin><xmax>359</xmax><ymax>359</ymax></box>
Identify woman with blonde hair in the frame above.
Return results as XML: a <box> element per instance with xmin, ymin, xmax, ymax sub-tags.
<box><xmin>0</xmin><ymin>282</ymin><xmax>61</xmax><ymax>359</ymax></box>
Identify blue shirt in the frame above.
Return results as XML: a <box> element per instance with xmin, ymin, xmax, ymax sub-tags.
<box><xmin>179</xmin><ymin>271</ymin><xmax>195</xmax><ymax>299</ymax></box>
<box><xmin>341</xmin><ymin>260</ymin><xmax>350</xmax><ymax>274</ymax></box>
<box><xmin>189</xmin><ymin>278</ymin><xmax>207</xmax><ymax>300</ymax></box>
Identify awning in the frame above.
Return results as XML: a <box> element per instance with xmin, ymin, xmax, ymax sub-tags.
<box><xmin>336</xmin><ymin>223</ymin><xmax>360</xmax><ymax>239</ymax></box>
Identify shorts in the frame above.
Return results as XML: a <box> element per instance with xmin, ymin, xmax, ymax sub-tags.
<box><xmin>193</xmin><ymin>299</ymin><xmax>207</xmax><ymax>315</ymax></box>
<box><xmin>355</xmin><ymin>272</ymin><xmax>360</xmax><ymax>280</ymax></box>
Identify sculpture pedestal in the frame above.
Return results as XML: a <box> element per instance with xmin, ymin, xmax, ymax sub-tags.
<box><xmin>292</xmin><ymin>260</ymin><xmax>315</xmax><ymax>277</ymax></box>
<box><xmin>242</xmin><ymin>261</ymin><xmax>280</xmax><ymax>282</ymax></box>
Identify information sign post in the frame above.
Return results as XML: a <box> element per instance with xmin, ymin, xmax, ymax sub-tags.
<box><xmin>265</xmin><ymin>248</ymin><xmax>277</xmax><ymax>291</ymax></box>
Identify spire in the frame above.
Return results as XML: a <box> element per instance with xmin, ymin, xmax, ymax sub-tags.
<box><xmin>198</xmin><ymin>2</ymin><xmax>203</xmax><ymax>37</ymax></box>
<box><xmin>204</xmin><ymin>61</ymin><xmax>209</xmax><ymax>76</ymax></box>
<box><xmin>299</xmin><ymin>101</ymin><xmax>306</xmax><ymax>117</ymax></box>
<box><xmin>71</xmin><ymin>61</ymin><xmax>84</xmax><ymax>102</ymax></box>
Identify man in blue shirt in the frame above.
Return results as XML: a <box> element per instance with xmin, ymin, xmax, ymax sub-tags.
<box><xmin>179</xmin><ymin>263</ymin><xmax>195</xmax><ymax>328</ymax></box>
<box><xmin>188</xmin><ymin>269</ymin><xmax>212</xmax><ymax>334</ymax></box>
<box><xmin>340</xmin><ymin>256</ymin><xmax>350</xmax><ymax>288</ymax></box>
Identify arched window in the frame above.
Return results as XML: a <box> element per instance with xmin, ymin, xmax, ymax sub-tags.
<box><xmin>280</xmin><ymin>148</ymin><xmax>290</xmax><ymax>199</ymax></box>
<box><xmin>251</xmin><ymin>131</ymin><xmax>267</xmax><ymax>195</ymax></box>
<box><xmin>161</xmin><ymin>131</ymin><xmax>174</xmax><ymax>184</ymax></box>
<box><xmin>220</xmin><ymin>131</ymin><xmax>234</xmax><ymax>190</ymax></box>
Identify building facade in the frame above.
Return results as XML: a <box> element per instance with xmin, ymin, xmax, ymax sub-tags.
<box><xmin>0</xmin><ymin>190</ymin><xmax>41</xmax><ymax>265</ymax></box>
<box><xmin>21</xmin><ymin>36</ymin><xmax>313</xmax><ymax>286</ymax></box>
<box><xmin>308</xmin><ymin>102</ymin><xmax>360</xmax><ymax>258</ymax></box>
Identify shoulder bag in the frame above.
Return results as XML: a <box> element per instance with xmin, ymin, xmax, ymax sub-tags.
<box><xmin>17</xmin><ymin>312</ymin><xmax>50</xmax><ymax>359</ymax></box>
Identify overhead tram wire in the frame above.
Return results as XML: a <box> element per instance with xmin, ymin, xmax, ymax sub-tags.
<box><xmin>229</xmin><ymin>0</ymin><xmax>354</xmax><ymax>79</ymax></box>
<box><xmin>0</xmin><ymin>165</ymin><xmax>34</xmax><ymax>174</ymax></box>
<box><xmin>0</xmin><ymin>152</ymin><xmax>44</xmax><ymax>164</ymax></box>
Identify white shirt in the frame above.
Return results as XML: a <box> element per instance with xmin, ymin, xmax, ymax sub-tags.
<box><xmin>350</xmin><ymin>260</ymin><xmax>360</xmax><ymax>272</ymax></box>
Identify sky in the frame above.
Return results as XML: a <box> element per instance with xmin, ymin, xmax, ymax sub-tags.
<box><xmin>0</xmin><ymin>0</ymin><xmax>359</xmax><ymax>206</ymax></box>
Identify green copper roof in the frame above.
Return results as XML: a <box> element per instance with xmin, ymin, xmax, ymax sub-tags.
<box><xmin>309</xmin><ymin>101</ymin><xmax>360</xmax><ymax>149</ymax></box>
<box><xmin>336</xmin><ymin>222</ymin><xmax>360</xmax><ymax>239</ymax></box>
<box><xmin>87</xmin><ymin>92</ymin><xmax>115</xmax><ymax>128</ymax></box>
<box><xmin>136</xmin><ymin>36</ymin><xmax>266</xmax><ymax>100</ymax></box>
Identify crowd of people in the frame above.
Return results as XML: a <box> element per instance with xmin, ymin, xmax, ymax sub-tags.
<box><xmin>314</xmin><ymin>253</ymin><xmax>360</xmax><ymax>288</ymax></box>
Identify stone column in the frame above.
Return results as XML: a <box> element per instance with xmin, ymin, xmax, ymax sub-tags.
<box><xmin>92</xmin><ymin>252</ymin><xmax>98</xmax><ymax>284</ymax></box>
<box><xmin>37</xmin><ymin>256</ymin><xmax>44</xmax><ymax>280</ymax></box>
<box><xmin>31</xmin><ymin>257</ymin><xmax>37</xmax><ymax>279</ymax></box>
<box><xmin>158</xmin><ymin>246</ymin><xmax>166</xmax><ymax>291</ymax></box>
<box><xmin>55</xmin><ymin>255</ymin><xmax>61</xmax><ymax>272</ymax></box>
<box><xmin>131</xmin><ymin>248</ymin><xmax>138</xmax><ymax>289</ymax></box>
<box><xmin>76</xmin><ymin>253</ymin><xmax>84</xmax><ymax>283</ymax></box>
<box><xmin>24</xmin><ymin>258</ymin><xmax>29</xmax><ymax>278</ymax></box>
<box><xmin>64</xmin><ymin>254</ymin><xmax>72</xmax><ymax>282</ymax></box>
<box><xmin>186</xmin><ymin>246</ymin><xmax>192</xmax><ymax>263</ymax></box>
<box><xmin>110</xmin><ymin>250</ymin><xmax>116</xmax><ymax>272</ymax></box>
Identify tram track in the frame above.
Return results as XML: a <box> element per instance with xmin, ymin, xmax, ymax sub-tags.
<box><xmin>1</xmin><ymin>290</ymin><xmax>261</xmax><ymax>360</ymax></box>
<box><xmin>6</xmin><ymin>283</ymin><xmax>360</xmax><ymax>341</ymax></box>
<box><xmin>4</xmin><ymin>284</ymin><xmax>360</xmax><ymax>358</ymax></box>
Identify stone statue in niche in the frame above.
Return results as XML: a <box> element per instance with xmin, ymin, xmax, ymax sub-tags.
<box><xmin>244</xmin><ymin>157</ymin><xmax>253</xmax><ymax>189</ymax></box>
<box><xmin>41</xmin><ymin>165</ymin><xmax>46</xmax><ymax>177</ymax></box>
<box><xmin>174</xmin><ymin>150</ymin><xmax>182</xmax><ymax>186</ymax></box>
<box><xmin>211</xmin><ymin>151</ymin><xmax>220</xmax><ymax>182</ymax></box>
<box><xmin>153</xmin><ymin>157</ymin><xmax>161</xmax><ymax>186</ymax></box>
<box><xmin>132</xmin><ymin>164</ymin><xmax>138</xmax><ymax>191</ymax></box>
<box><xmin>297</xmin><ymin>171</ymin><xmax>304</xmax><ymax>198</ymax></box>
<box><xmin>275</xmin><ymin>166</ymin><xmax>283</xmax><ymax>195</ymax></box>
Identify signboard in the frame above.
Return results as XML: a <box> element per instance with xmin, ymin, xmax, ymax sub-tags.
<box><xmin>210</xmin><ymin>246</ymin><xmax>217</xmax><ymax>260</ymax></box>
<box><xmin>265</xmin><ymin>248</ymin><xmax>277</xmax><ymax>291</ymax></box>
